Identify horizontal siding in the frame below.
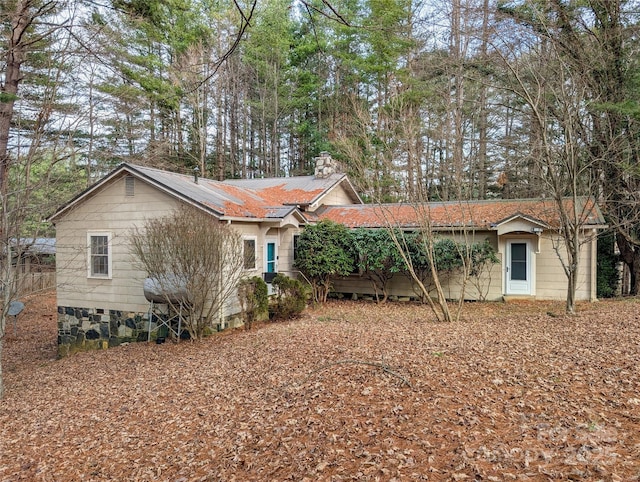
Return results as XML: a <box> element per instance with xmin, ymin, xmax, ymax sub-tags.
<box><xmin>56</xmin><ymin>177</ymin><xmax>184</xmax><ymax>313</ymax></box>
<box><xmin>332</xmin><ymin>232</ymin><xmax>595</xmax><ymax>302</ymax></box>
<box><xmin>535</xmin><ymin>235</ymin><xmax>593</xmax><ymax>300</ymax></box>
<box><xmin>276</xmin><ymin>228</ymin><xmax>300</xmax><ymax>277</ymax></box>
<box><xmin>56</xmin><ymin>176</ymin><xmax>304</xmax><ymax>316</ymax></box>
<box><xmin>312</xmin><ymin>184</ymin><xmax>354</xmax><ymax>209</ymax></box>
<box><xmin>332</xmin><ymin>264</ymin><xmax>504</xmax><ymax>302</ymax></box>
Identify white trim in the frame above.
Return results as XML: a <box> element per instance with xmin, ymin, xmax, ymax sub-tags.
<box><xmin>87</xmin><ymin>232</ymin><xmax>113</xmax><ymax>279</ymax></box>
<box><xmin>505</xmin><ymin>239</ymin><xmax>532</xmax><ymax>295</ymax></box>
<box><xmin>264</xmin><ymin>236</ymin><xmax>278</xmax><ymax>275</ymax></box>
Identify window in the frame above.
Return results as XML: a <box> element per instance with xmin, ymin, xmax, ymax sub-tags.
<box><xmin>243</xmin><ymin>237</ymin><xmax>256</xmax><ymax>270</ymax></box>
<box><xmin>293</xmin><ymin>234</ymin><xmax>300</xmax><ymax>261</ymax></box>
<box><xmin>88</xmin><ymin>233</ymin><xmax>111</xmax><ymax>278</ymax></box>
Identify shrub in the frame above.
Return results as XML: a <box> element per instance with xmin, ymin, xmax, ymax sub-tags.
<box><xmin>352</xmin><ymin>228</ymin><xmax>405</xmax><ymax>302</ymax></box>
<box><xmin>130</xmin><ymin>205</ymin><xmax>245</xmax><ymax>340</ymax></box>
<box><xmin>597</xmin><ymin>231</ymin><xmax>619</xmax><ymax>298</ymax></box>
<box><xmin>294</xmin><ymin>220</ymin><xmax>355</xmax><ymax>302</ymax></box>
<box><xmin>237</xmin><ymin>276</ymin><xmax>269</xmax><ymax>329</ymax></box>
<box><xmin>271</xmin><ymin>274</ymin><xmax>310</xmax><ymax>320</ymax></box>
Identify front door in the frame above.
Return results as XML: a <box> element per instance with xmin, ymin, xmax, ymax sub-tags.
<box><xmin>506</xmin><ymin>240</ymin><xmax>531</xmax><ymax>295</ymax></box>
<box><xmin>264</xmin><ymin>237</ymin><xmax>277</xmax><ymax>277</ymax></box>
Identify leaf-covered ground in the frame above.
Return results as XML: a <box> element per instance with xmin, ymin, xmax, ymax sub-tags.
<box><xmin>1</xmin><ymin>292</ymin><xmax>640</xmax><ymax>481</ymax></box>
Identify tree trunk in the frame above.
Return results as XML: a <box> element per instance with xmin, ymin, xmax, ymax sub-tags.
<box><xmin>0</xmin><ymin>0</ymin><xmax>41</xmax><ymax>401</ymax></box>
<box><xmin>0</xmin><ymin>0</ymin><xmax>32</xmax><ymax>194</ymax></box>
<box><xmin>0</xmin><ymin>338</ymin><xmax>3</xmax><ymax>400</ymax></box>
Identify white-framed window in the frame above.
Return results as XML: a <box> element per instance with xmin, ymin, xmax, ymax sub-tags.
<box><xmin>87</xmin><ymin>232</ymin><xmax>112</xmax><ymax>278</ymax></box>
<box><xmin>243</xmin><ymin>236</ymin><xmax>257</xmax><ymax>270</ymax></box>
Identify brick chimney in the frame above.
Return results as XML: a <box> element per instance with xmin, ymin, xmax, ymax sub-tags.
<box><xmin>314</xmin><ymin>152</ymin><xmax>341</xmax><ymax>179</ymax></box>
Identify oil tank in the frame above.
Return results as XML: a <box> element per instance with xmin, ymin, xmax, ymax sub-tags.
<box><xmin>143</xmin><ymin>275</ymin><xmax>189</xmax><ymax>304</ymax></box>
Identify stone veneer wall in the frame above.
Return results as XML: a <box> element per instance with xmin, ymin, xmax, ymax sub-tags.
<box><xmin>57</xmin><ymin>305</ymin><xmax>245</xmax><ymax>357</ymax></box>
<box><xmin>57</xmin><ymin>305</ymin><xmax>158</xmax><ymax>357</ymax></box>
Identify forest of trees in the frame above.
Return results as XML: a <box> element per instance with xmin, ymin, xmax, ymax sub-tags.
<box><xmin>2</xmin><ymin>0</ymin><xmax>640</xmax><ymax>289</ymax></box>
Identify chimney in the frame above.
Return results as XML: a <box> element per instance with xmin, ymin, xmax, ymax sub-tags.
<box><xmin>193</xmin><ymin>166</ymin><xmax>200</xmax><ymax>184</ymax></box>
<box><xmin>314</xmin><ymin>152</ymin><xmax>340</xmax><ymax>179</ymax></box>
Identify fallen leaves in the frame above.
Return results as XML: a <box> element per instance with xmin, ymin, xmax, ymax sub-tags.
<box><xmin>1</xmin><ymin>294</ymin><xmax>640</xmax><ymax>481</ymax></box>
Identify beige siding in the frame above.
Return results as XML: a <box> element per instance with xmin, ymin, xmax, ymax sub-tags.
<box><xmin>56</xmin><ymin>176</ymin><xmax>278</xmax><ymax>317</ymax></box>
<box><xmin>332</xmin><ymin>231</ymin><xmax>504</xmax><ymax>302</ymax></box>
<box><xmin>332</xmin><ymin>230</ymin><xmax>596</xmax><ymax>302</ymax></box>
<box><xmin>231</xmin><ymin>223</ymin><xmax>299</xmax><ymax>277</ymax></box>
<box><xmin>309</xmin><ymin>183</ymin><xmax>355</xmax><ymax>211</ymax></box>
<box><xmin>56</xmin><ymin>176</ymin><xmax>181</xmax><ymax>313</ymax></box>
<box><xmin>276</xmin><ymin>228</ymin><xmax>301</xmax><ymax>276</ymax></box>
<box><xmin>332</xmin><ymin>266</ymin><xmax>504</xmax><ymax>302</ymax></box>
<box><xmin>57</xmin><ymin>173</ymin><xmax>599</xmax><ymax>315</ymax></box>
<box><xmin>534</xmin><ymin>233</ymin><xmax>594</xmax><ymax>301</ymax></box>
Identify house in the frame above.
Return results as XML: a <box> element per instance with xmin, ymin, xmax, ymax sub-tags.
<box><xmin>49</xmin><ymin>154</ymin><xmax>606</xmax><ymax>356</ymax></box>
<box><xmin>316</xmin><ymin>200</ymin><xmax>606</xmax><ymax>302</ymax></box>
<box><xmin>49</xmin><ymin>153</ymin><xmax>359</xmax><ymax>355</ymax></box>
<box><xmin>9</xmin><ymin>237</ymin><xmax>56</xmax><ymax>273</ymax></box>
<box><xmin>7</xmin><ymin>237</ymin><xmax>56</xmax><ymax>296</ymax></box>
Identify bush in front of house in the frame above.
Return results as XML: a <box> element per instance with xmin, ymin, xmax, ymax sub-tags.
<box><xmin>352</xmin><ymin>227</ymin><xmax>406</xmax><ymax>302</ymax></box>
<box><xmin>294</xmin><ymin>220</ymin><xmax>355</xmax><ymax>303</ymax></box>
<box><xmin>271</xmin><ymin>274</ymin><xmax>310</xmax><ymax>320</ymax></box>
<box><xmin>237</xmin><ymin>276</ymin><xmax>269</xmax><ymax>329</ymax></box>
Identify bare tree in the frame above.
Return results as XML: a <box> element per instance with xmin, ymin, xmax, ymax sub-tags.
<box><xmin>495</xmin><ymin>8</ymin><xmax>601</xmax><ymax>314</ymax></box>
<box><xmin>0</xmin><ymin>0</ymin><xmax>83</xmax><ymax>399</ymax></box>
<box><xmin>130</xmin><ymin>206</ymin><xmax>245</xmax><ymax>340</ymax></box>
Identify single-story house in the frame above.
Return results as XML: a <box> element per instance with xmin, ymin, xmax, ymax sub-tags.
<box><xmin>49</xmin><ymin>154</ymin><xmax>606</xmax><ymax>355</ymax></box>
<box><xmin>316</xmin><ymin>199</ymin><xmax>605</xmax><ymax>302</ymax></box>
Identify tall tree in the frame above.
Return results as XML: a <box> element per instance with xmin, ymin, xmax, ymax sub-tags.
<box><xmin>0</xmin><ymin>0</ymin><xmax>82</xmax><ymax>399</ymax></box>
<box><xmin>498</xmin><ymin>0</ymin><xmax>640</xmax><ymax>295</ymax></box>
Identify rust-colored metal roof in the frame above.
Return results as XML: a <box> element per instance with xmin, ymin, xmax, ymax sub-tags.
<box><xmin>48</xmin><ymin>163</ymin><xmax>606</xmax><ymax>232</ymax></box>
<box><xmin>49</xmin><ymin>163</ymin><xmax>357</xmax><ymax>221</ymax></box>
<box><xmin>223</xmin><ymin>174</ymin><xmax>359</xmax><ymax>207</ymax></box>
<box><xmin>315</xmin><ymin>198</ymin><xmax>606</xmax><ymax>230</ymax></box>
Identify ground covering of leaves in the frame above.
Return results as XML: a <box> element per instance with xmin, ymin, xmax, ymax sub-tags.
<box><xmin>1</xmin><ymin>293</ymin><xmax>640</xmax><ymax>481</ymax></box>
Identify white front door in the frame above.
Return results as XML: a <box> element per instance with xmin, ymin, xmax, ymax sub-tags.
<box><xmin>506</xmin><ymin>240</ymin><xmax>531</xmax><ymax>295</ymax></box>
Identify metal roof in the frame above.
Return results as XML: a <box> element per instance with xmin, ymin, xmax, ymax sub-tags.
<box><xmin>48</xmin><ymin>163</ymin><xmax>360</xmax><ymax>222</ymax></box>
<box><xmin>315</xmin><ymin>197</ymin><xmax>607</xmax><ymax>230</ymax></box>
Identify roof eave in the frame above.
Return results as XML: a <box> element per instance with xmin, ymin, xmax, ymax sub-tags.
<box><xmin>221</xmin><ymin>206</ymin><xmax>306</xmax><ymax>225</ymax></box>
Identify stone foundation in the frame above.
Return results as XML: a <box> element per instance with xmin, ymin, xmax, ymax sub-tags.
<box><xmin>57</xmin><ymin>305</ymin><xmax>245</xmax><ymax>357</ymax></box>
<box><xmin>57</xmin><ymin>306</ymin><xmax>158</xmax><ymax>357</ymax></box>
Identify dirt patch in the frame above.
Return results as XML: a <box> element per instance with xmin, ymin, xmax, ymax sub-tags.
<box><xmin>1</xmin><ymin>294</ymin><xmax>640</xmax><ymax>481</ymax></box>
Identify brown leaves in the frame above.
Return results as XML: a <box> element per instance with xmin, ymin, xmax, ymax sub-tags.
<box><xmin>2</xmin><ymin>295</ymin><xmax>640</xmax><ymax>480</ymax></box>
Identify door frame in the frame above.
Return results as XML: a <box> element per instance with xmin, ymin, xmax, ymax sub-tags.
<box><xmin>264</xmin><ymin>236</ymin><xmax>278</xmax><ymax>276</ymax></box>
<box><xmin>505</xmin><ymin>238</ymin><xmax>532</xmax><ymax>295</ymax></box>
